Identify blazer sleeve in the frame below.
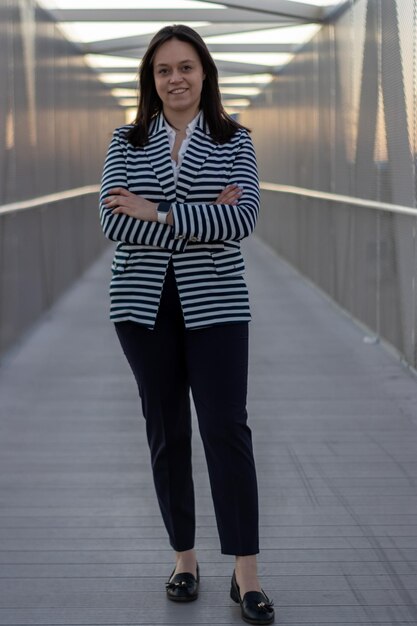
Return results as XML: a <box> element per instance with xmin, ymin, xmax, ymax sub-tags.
<box><xmin>99</xmin><ymin>128</ymin><xmax>187</xmax><ymax>252</ymax></box>
<box><xmin>170</xmin><ymin>130</ymin><xmax>260</xmax><ymax>243</ymax></box>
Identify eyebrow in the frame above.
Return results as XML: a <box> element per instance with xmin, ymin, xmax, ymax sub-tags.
<box><xmin>155</xmin><ymin>59</ymin><xmax>196</xmax><ymax>67</ymax></box>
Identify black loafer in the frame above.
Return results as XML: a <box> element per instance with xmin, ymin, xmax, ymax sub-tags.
<box><xmin>230</xmin><ymin>570</ymin><xmax>274</xmax><ymax>624</ymax></box>
<box><xmin>165</xmin><ymin>562</ymin><xmax>199</xmax><ymax>602</ymax></box>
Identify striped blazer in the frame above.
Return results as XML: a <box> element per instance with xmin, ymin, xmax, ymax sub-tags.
<box><xmin>99</xmin><ymin>112</ymin><xmax>260</xmax><ymax>329</ymax></box>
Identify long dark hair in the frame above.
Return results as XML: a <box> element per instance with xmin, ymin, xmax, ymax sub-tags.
<box><xmin>124</xmin><ymin>24</ymin><xmax>249</xmax><ymax>147</ymax></box>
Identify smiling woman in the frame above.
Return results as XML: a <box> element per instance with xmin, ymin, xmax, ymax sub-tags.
<box><xmin>99</xmin><ymin>24</ymin><xmax>274</xmax><ymax>625</ymax></box>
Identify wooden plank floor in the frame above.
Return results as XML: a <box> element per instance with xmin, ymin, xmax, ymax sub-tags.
<box><xmin>1</xmin><ymin>236</ymin><xmax>417</xmax><ymax>625</ymax></box>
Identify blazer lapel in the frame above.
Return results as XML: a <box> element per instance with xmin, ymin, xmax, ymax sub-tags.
<box><xmin>175</xmin><ymin>113</ymin><xmax>218</xmax><ymax>202</ymax></box>
<box><xmin>142</xmin><ymin>113</ymin><xmax>176</xmax><ymax>201</ymax></box>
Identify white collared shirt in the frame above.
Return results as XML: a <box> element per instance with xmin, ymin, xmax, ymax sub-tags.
<box><xmin>164</xmin><ymin>111</ymin><xmax>202</xmax><ymax>186</ymax></box>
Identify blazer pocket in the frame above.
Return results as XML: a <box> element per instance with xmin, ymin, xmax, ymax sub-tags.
<box><xmin>112</xmin><ymin>249</ymin><xmax>170</xmax><ymax>275</ymax></box>
<box><xmin>111</xmin><ymin>251</ymin><xmax>131</xmax><ymax>274</ymax></box>
<box><xmin>210</xmin><ymin>249</ymin><xmax>246</xmax><ymax>276</ymax></box>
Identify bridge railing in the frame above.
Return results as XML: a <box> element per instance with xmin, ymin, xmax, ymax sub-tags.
<box><xmin>258</xmin><ymin>181</ymin><xmax>417</xmax><ymax>371</ymax></box>
<box><xmin>0</xmin><ymin>186</ymin><xmax>106</xmax><ymax>357</ymax></box>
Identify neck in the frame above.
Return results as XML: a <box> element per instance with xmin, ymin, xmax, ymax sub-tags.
<box><xmin>163</xmin><ymin>106</ymin><xmax>200</xmax><ymax>132</ymax></box>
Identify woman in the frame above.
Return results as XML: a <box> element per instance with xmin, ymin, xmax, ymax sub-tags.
<box><xmin>99</xmin><ymin>24</ymin><xmax>274</xmax><ymax>625</ymax></box>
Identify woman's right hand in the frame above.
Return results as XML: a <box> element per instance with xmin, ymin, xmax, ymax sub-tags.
<box><xmin>215</xmin><ymin>183</ymin><xmax>243</xmax><ymax>205</ymax></box>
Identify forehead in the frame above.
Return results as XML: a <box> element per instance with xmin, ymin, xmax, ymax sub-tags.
<box><xmin>153</xmin><ymin>38</ymin><xmax>201</xmax><ymax>66</ymax></box>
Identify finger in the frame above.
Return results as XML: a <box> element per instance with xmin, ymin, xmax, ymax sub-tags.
<box><xmin>225</xmin><ymin>185</ymin><xmax>243</xmax><ymax>195</ymax></box>
<box><xmin>219</xmin><ymin>185</ymin><xmax>238</xmax><ymax>197</ymax></box>
<box><xmin>108</xmin><ymin>187</ymin><xmax>130</xmax><ymax>196</ymax></box>
<box><xmin>103</xmin><ymin>197</ymin><xmax>120</xmax><ymax>207</ymax></box>
<box><xmin>217</xmin><ymin>186</ymin><xmax>241</xmax><ymax>199</ymax></box>
<box><xmin>225</xmin><ymin>188</ymin><xmax>242</xmax><ymax>197</ymax></box>
<box><xmin>111</xmin><ymin>206</ymin><xmax>132</xmax><ymax>216</ymax></box>
<box><xmin>219</xmin><ymin>190</ymin><xmax>242</xmax><ymax>203</ymax></box>
<box><xmin>216</xmin><ymin>183</ymin><xmax>239</xmax><ymax>198</ymax></box>
<box><xmin>216</xmin><ymin>195</ymin><xmax>238</xmax><ymax>204</ymax></box>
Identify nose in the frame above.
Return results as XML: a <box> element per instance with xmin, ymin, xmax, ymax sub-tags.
<box><xmin>169</xmin><ymin>70</ymin><xmax>183</xmax><ymax>83</ymax></box>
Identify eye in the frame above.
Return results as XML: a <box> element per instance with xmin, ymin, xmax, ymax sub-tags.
<box><xmin>182</xmin><ymin>65</ymin><xmax>192</xmax><ymax>71</ymax></box>
<box><xmin>158</xmin><ymin>68</ymin><xmax>169</xmax><ymax>75</ymax></box>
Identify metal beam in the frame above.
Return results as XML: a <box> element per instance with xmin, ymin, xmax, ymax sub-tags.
<box><xmin>50</xmin><ymin>8</ymin><xmax>312</xmax><ymax>23</ymax></box>
<box><xmin>321</xmin><ymin>1</ymin><xmax>350</xmax><ymax>22</ymax></box>
<box><xmin>202</xmin><ymin>60</ymin><xmax>276</xmax><ymax>74</ymax></box>
<box><xmin>207</xmin><ymin>42</ymin><xmax>298</xmax><ymax>53</ymax></box>
<box><xmin>196</xmin><ymin>0</ymin><xmax>324</xmax><ymax>22</ymax></box>
<box><xmin>87</xmin><ymin>67</ymin><xmax>139</xmax><ymax>73</ymax></box>
<box><xmin>220</xmin><ymin>93</ymin><xmax>253</xmax><ymax>99</ymax></box>
<box><xmin>220</xmin><ymin>76</ymin><xmax>275</xmax><ymax>83</ymax></box>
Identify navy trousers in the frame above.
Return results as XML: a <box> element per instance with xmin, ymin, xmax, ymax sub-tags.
<box><xmin>115</xmin><ymin>260</ymin><xmax>259</xmax><ymax>555</ymax></box>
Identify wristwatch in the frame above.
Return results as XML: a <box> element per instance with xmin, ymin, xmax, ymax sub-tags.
<box><xmin>157</xmin><ymin>201</ymin><xmax>171</xmax><ymax>224</ymax></box>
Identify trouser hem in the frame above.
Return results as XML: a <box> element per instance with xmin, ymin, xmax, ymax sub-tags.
<box><xmin>170</xmin><ymin>542</ymin><xmax>196</xmax><ymax>552</ymax></box>
<box><xmin>221</xmin><ymin>548</ymin><xmax>260</xmax><ymax>556</ymax></box>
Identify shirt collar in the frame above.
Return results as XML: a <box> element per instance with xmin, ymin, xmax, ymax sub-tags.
<box><xmin>164</xmin><ymin>110</ymin><xmax>202</xmax><ymax>139</ymax></box>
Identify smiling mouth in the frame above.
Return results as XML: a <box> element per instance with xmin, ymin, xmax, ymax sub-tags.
<box><xmin>169</xmin><ymin>88</ymin><xmax>188</xmax><ymax>94</ymax></box>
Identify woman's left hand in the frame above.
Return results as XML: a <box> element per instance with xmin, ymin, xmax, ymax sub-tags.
<box><xmin>104</xmin><ymin>188</ymin><xmax>157</xmax><ymax>222</ymax></box>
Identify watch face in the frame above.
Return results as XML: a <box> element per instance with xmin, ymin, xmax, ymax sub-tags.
<box><xmin>158</xmin><ymin>201</ymin><xmax>171</xmax><ymax>214</ymax></box>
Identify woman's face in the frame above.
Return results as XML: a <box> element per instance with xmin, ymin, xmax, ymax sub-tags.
<box><xmin>153</xmin><ymin>38</ymin><xmax>205</xmax><ymax>118</ymax></box>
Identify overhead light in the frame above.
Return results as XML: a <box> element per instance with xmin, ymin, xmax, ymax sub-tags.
<box><xmin>98</xmin><ymin>72</ymin><xmax>137</xmax><ymax>83</ymax></box>
<box><xmin>213</xmin><ymin>53</ymin><xmax>293</xmax><ymax>67</ymax></box>
<box><xmin>220</xmin><ymin>87</ymin><xmax>261</xmax><ymax>96</ymax></box>
<box><xmin>111</xmin><ymin>88</ymin><xmax>137</xmax><ymax>97</ymax></box>
<box><xmin>37</xmin><ymin>0</ymin><xmax>224</xmax><ymax>8</ymax></box>
<box><xmin>207</xmin><ymin>24</ymin><xmax>321</xmax><ymax>45</ymax></box>
<box><xmin>57</xmin><ymin>22</ymin><xmax>208</xmax><ymax>43</ymax></box>
<box><xmin>84</xmin><ymin>54</ymin><xmax>139</xmax><ymax>68</ymax></box>
<box><xmin>221</xmin><ymin>98</ymin><xmax>251</xmax><ymax>107</ymax></box>
<box><xmin>117</xmin><ymin>98</ymin><xmax>139</xmax><ymax>107</ymax></box>
<box><xmin>286</xmin><ymin>0</ymin><xmax>341</xmax><ymax>5</ymax></box>
<box><xmin>219</xmin><ymin>74</ymin><xmax>273</xmax><ymax>84</ymax></box>
<box><xmin>224</xmin><ymin>107</ymin><xmax>241</xmax><ymax>116</ymax></box>
<box><xmin>125</xmin><ymin>108</ymin><xmax>137</xmax><ymax>124</ymax></box>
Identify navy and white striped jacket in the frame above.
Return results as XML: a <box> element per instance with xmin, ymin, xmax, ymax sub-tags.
<box><xmin>99</xmin><ymin>112</ymin><xmax>260</xmax><ymax>329</ymax></box>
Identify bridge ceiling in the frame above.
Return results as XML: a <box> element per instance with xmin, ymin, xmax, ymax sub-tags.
<box><xmin>37</xmin><ymin>0</ymin><xmax>348</xmax><ymax>117</ymax></box>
